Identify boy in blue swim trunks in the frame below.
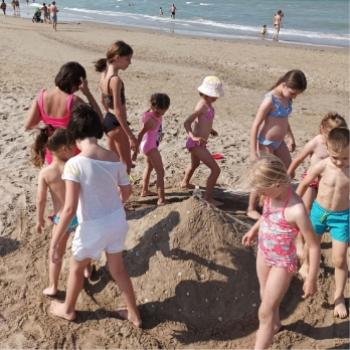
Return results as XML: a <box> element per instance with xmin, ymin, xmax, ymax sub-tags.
<box><xmin>297</xmin><ymin>127</ymin><xmax>349</xmax><ymax>319</ymax></box>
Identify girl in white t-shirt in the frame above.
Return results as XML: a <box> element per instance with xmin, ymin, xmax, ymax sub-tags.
<box><xmin>49</xmin><ymin>104</ymin><xmax>141</xmax><ymax>328</ymax></box>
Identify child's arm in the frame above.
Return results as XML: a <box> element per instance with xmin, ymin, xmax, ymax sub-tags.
<box><xmin>132</xmin><ymin>118</ymin><xmax>155</xmax><ymax>161</ymax></box>
<box><xmin>184</xmin><ymin>102</ymin><xmax>207</xmax><ymax>143</ymax></box>
<box><xmin>36</xmin><ymin>172</ymin><xmax>48</xmax><ymax>233</ymax></box>
<box><xmin>25</xmin><ymin>98</ymin><xmax>41</xmax><ymax>130</ymax></box>
<box><xmin>296</xmin><ymin>160</ymin><xmax>325</xmax><ymax>198</ymax></box>
<box><xmin>287</xmin><ymin>137</ymin><xmax>317</xmax><ymax>179</ymax></box>
<box><xmin>285</xmin><ymin>122</ymin><xmax>296</xmax><ymax>152</ymax></box>
<box><xmin>119</xmin><ymin>184</ymin><xmax>132</xmax><ymax>203</ymax></box>
<box><xmin>242</xmin><ymin>218</ymin><xmax>261</xmax><ymax>246</ymax></box>
<box><xmin>294</xmin><ymin>205</ymin><xmax>320</xmax><ymax>297</ymax></box>
<box><xmin>250</xmin><ymin>97</ymin><xmax>273</xmax><ymax>159</ymax></box>
<box><xmin>51</xmin><ymin>181</ymin><xmax>80</xmax><ymax>263</ymax></box>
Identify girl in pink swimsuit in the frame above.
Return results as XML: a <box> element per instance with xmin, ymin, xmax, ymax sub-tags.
<box><xmin>242</xmin><ymin>155</ymin><xmax>320</xmax><ymax>350</ymax></box>
<box><xmin>134</xmin><ymin>93</ymin><xmax>170</xmax><ymax>205</ymax></box>
<box><xmin>25</xmin><ymin>61</ymin><xmax>102</xmax><ymax>164</ymax></box>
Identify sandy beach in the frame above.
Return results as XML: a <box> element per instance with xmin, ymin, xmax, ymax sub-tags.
<box><xmin>0</xmin><ymin>16</ymin><xmax>349</xmax><ymax>349</ymax></box>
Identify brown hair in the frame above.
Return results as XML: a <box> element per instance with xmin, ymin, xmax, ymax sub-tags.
<box><xmin>270</xmin><ymin>69</ymin><xmax>307</xmax><ymax>92</ymax></box>
<box><xmin>95</xmin><ymin>41</ymin><xmax>133</xmax><ymax>72</ymax></box>
<box><xmin>55</xmin><ymin>62</ymin><xmax>86</xmax><ymax>94</ymax></box>
<box><xmin>31</xmin><ymin>127</ymin><xmax>72</xmax><ymax>168</ymax></box>
<box><xmin>248</xmin><ymin>154</ymin><xmax>291</xmax><ymax>189</ymax></box>
<box><xmin>150</xmin><ymin>93</ymin><xmax>170</xmax><ymax>110</ymax></box>
<box><xmin>320</xmin><ymin>112</ymin><xmax>348</xmax><ymax>134</ymax></box>
<box><xmin>327</xmin><ymin>127</ymin><xmax>349</xmax><ymax>152</ymax></box>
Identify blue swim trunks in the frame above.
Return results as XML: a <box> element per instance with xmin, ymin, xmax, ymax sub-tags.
<box><xmin>257</xmin><ymin>135</ymin><xmax>282</xmax><ymax>150</ymax></box>
<box><xmin>310</xmin><ymin>201</ymin><xmax>349</xmax><ymax>243</ymax></box>
<box><xmin>49</xmin><ymin>214</ymin><xmax>78</xmax><ymax>233</ymax></box>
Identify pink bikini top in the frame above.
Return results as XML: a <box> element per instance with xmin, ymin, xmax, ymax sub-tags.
<box><xmin>141</xmin><ymin>111</ymin><xmax>162</xmax><ymax>144</ymax></box>
<box><xmin>204</xmin><ymin>106</ymin><xmax>214</xmax><ymax>122</ymax></box>
<box><xmin>37</xmin><ymin>89</ymin><xmax>74</xmax><ymax>128</ymax></box>
<box><xmin>37</xmin><ymin>89</ymin><xmax>74</xmax><ymax>164</ymax></box>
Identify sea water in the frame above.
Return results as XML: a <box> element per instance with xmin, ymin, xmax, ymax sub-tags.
<box><xmin>25</xmin><ymin>0</ymin><xmax>349</xmax><ymax>47</ymax></box>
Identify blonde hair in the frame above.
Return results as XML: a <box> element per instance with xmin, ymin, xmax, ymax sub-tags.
<box><xmin>320</xmin><ymin>112</ymin><xmax>348</xmax><ymax>135</ymax></box>
<box><xmin>248</xmin><ymin>154</ymin><xmax>291</xmax><ymax>189</ymax></box>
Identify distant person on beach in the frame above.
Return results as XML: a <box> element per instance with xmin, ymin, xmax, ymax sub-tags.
<box><xmin>242</xmin><ymin>155</ymin><xmax>320</xmax><ymax>350</ymax></box>
<box><xmin>41</xmin><ymin>3</ymin><xmax>48</xmax><ymax>23</ymax></box>
<box><xmin>134</xmin><ymin>93</ymin><xmax>170</xmax><ymax>205</ymax></box>
<box><xmin>25</xmin><ymin>61</ymin><xmax>102</xmax><ymax>164</ymax></box>
<box><xmin>272</xmin><ymin>9</ymin><xmax>284</xmax><ymax>41</ymax></box>
<box><xmin>181</xmin><ymin>76</ymin><xmax>224</xmax><ymax>204</ymax></box>
<box><xmin>260</xmin><ymin>24</ymin><xmax>267</xmax><ymax>38</ymax></box>
<box><xmin>297</xmin><ymin>128</ymin><xmax>349</xmax><ymax>319</ymax></box>
<box><xmin>14</xmin><ymin>0</ymin><xmax>19</xmax><ymax>15</ymax></box>
<box><xmin>49</xmin><ymin>104</ymin><xmax>142</xmax><ymax>327</ymax></box>
<box><xmin>159</xmin><ymin>6</ymin><xmax>163</xmax><ymax>16</ymax></box>
<box><xmin>31</xmin><ymin>128</ymin><xmax>81</xmax><ymax>296</ymax></box>
<box><xmin>95</xmin><ymin>41</ymin><xmax>137</xmax><ymax>174</ymax></box>
<box><xmin>11</xmin><ymin>0</ymin><xmax>14</xmax><ymax>14</ymax></box>
<box><xmin>170</xmin><ymin>3</ymin><xmax>176</xmax><ymax>19</ymax></box>
<box><xmin>247</xmin><ymin>69</ymin><xmax>307</xmax><ymax>220</ymax></box>
<box><xmin>50</xmin><ymin>0</ymin><xmax>58</xmax><ymax>31</ymax></box>
<box><xmin>0</xmin><ymin>0</ymin><xmax>6</xmax><ymax>15</ymax></box>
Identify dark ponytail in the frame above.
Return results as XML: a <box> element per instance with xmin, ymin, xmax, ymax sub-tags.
<box><xmin>94</xmin><ymin>58</ymin><xmax>107</xmax><ymax>72</ymax></box>
<box><xmin>31</xmin><ymin>126</ymin><xmax>52</xmax><ymax>168</ymax></box>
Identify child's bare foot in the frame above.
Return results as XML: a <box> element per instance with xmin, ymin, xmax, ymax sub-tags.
<box><xmin>298</xmin><ymin>263</ymin><xmax>309</xmax><ymax>280</ymax></box>
<box><xmin>180</xmin><ymin>182</ymin><xmax>195</xmax><ymax>189</ymax></box>
<box><xmin>141</xmin><ymin>190</ymin><xmax>157</xmax><ymax>197</ymax></box>
<box><xmin>247</xmin><ymin>209</ymin><xmax>261</xmax><ymax>220</ymax></box>
<box><xmin>43</xmin><ymin>286</ymin><xmax>58</xmax><ymax>297</ymax></box>
<box><xmin>50</xmin><ymin>301</ymin><xmax>76</xmax><ymax>321</ymax></box>
<box><xmin>157</xmin><ymin>198</ymin><xmax>166</xmax><ymax>206</ymax></box>
<box><xmin>116</xmin><ymin>308</ymin><xmax>142</xmax><ymax>328</ymax></box>
<box><xmin>334</xmin><ymin>297</ymin><xmax>348</xmax><ymax>318</ymax></box>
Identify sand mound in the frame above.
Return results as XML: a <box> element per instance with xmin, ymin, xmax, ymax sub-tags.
<box><xmin>125</xmin><ymin>197</ymin><xmax>259</xmax><ymax>334</ymax></box>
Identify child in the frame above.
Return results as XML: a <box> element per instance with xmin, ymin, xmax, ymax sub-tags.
<box><xmin>297</xmin><ymin>127</ymin><xmax>349</xmax><ymax>319</ymax></box>
<box><xmin>181</xmin><ymin>76</ymin><xmax>223</xmax><ymax>204</ymax></box>
<box><xmin>260</xmin><ymin>24</ymin><xmax>267</xmax><ymax>37</ymax></box>
<box><xmin>32</xmin><ymin>127</ymin><xmax>77</xmax><ymax>296</ymax></box>
<box><xmin>49</xmin><ymin>104</ymin><xmax>141</xmax><ymax>327</ymax></box>
<box><xmin>95</xmin><ymin>41</ymin><xmax>138</xmax><ymax>174</ymax></box>
<box><xmin>288</xmin><ymin>112</ymin><xmax>347</xmax><ymax>211</ymax></box>
<box><xmin>242</xmin><ymin>155</ymin><xmax>320</xmax><ymax>350</ymax></box>
<box><xmin>247</xmin><ymin>69</ymin><xmax>307</xmax><ymax>220</ymax></box>
<box><xmin>135</xmin><ymin>93</ymin><xmax>170</xmax><ymax>205</ymax></box>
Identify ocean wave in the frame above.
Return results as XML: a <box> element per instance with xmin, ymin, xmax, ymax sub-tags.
<box><xmin>199</xmin><ymin>3</ymin><xmax>213</xmax><ymax>6</ymax></box>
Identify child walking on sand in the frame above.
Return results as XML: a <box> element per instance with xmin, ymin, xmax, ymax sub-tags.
<box><xmin>32</xmin><ymin>127</ymin><xmax>77</xmax><ymax>296</ymax></box>
<box><xmin>134</xmin><ymin>93</ymin><xmax>170</xmax><ymax>205</ymax></box>
<box><xmin>242</xmin><ymin>155</ymin><xmax>320</xmax><ymax>350</ymax></box>
<box><xmin>181</xmin><ymin>76</ymin><xmax>223</xmax><ymax>203</ymax></box>
<box><xmin>50</xmin><ymin>104</ymin><xmax>141</xmax><ymax>327</ymax></box>
<box><xmin>297</xmin><ymin>128</ymin><xmax>349</xmax><ymax>319</ymax></box>
<box><xmin>95</xmin><ymin>41</ymin><xmax>138</xmax><ymax>174</ymax></box>
<box><xmin>247</xmin><ymin>69</ymin><xmax>307</xmax><ymax>220</ymax></box>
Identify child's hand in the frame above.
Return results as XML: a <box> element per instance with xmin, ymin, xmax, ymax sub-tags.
<box><xmin>288</xmin><ymin>169</ymin><xmax>295</xmax><ymax>179</ymax></box>
<box><xmin>191</xmin><ymin>135</ymin><xmax>207</xmax><ymax>145</ymax></box>
<box><xmin>242</xmin><ymin>230</ymin><xmax>257</xmax><ymax>246</ymax></box>
<box><xmin>287</xmin><ymin>140</ymin><xmax>296</xmax><ymax>152</ymax></box>
<box><xmin>302</xmin><ymin>278</ymin><xmax>317</xmax><ymax>299</ymax></box>
<box><xmin>79</xmin><ymin>78</ymin><xmax>90</xmax><ymax>95</ymax></box>
<box><xmin>36</xmin><ymin>219</ymin><xmax>45</xmax><ymax>233</ymax></box>
<box><xmin>210</xmin><ymin>129</ymin><xmax>218</xmax><ymax>137</ymax></box>
<box><xmin>131</xmin><ymin>149</ymin><xmax>138</xmax><ymax>162</ymax></box>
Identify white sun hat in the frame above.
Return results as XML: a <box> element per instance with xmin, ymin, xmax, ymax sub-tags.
<box><xmin>197</xmin><ymin>76</ymin><xmax>224</xmax><ymax>98</ymax></box>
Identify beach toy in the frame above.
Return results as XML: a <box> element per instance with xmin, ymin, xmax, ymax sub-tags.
<box><xmin>212</xmin><ymin>153</ymin><xmax>224</xmax><ymax>160</ymax></box>
<box><xmin>198</xmin><ymin>76</ymin><xmax>224</xmax><ymax>98</ymax></box>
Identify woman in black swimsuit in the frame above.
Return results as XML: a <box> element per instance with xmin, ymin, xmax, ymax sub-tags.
<box><xmin>95</xmin><ymin>41</ymin><xmax>137</xmax><ymax>174</ymax></box>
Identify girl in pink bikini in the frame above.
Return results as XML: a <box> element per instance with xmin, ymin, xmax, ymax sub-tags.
<box><xmin>25</xmin><ymin>62</ymin><xmax>102</xmax><ymax>164</ymax></box>
<box><xmin>242</xmin><ymin>155</ymin><xmax>320</xmax><ymax>350</ymax></box>
<box><xmin>181</xmin><ymin>76</ymin><xmax>224</xmax><ymax>204</ymax></box>
<box><xmin>134</xmin><ymin>93</ymin><xmax>170</xmax><ymax>205</ymax></box>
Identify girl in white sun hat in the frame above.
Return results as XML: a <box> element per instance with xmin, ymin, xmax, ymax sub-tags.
<box><xmin>181</xmin><ymin>76</ymin><xmax>224</xmax><ymax>204</ymax></box>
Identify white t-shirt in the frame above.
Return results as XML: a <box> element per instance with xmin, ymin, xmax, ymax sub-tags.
<box><xmin>62</xmin><ymin>155</ymin><xmax>129</xmax><ymax>223</ymax></box>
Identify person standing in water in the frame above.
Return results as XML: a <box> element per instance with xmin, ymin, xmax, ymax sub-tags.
<box><xmin>272</xmin><ymin>10</ymin><xmax>284</xmax><ymax>41</ymax></box>
<box><xmin>170</xmin><ymin>3</ymin><xmax>176</xmax><ymax>19</ymax></box>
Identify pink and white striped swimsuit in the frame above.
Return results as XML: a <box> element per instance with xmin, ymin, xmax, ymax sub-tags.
<box><xmin>258</xmin><ymin>188</ymin><xmax>299</xmax><ymax>273</ymax></box>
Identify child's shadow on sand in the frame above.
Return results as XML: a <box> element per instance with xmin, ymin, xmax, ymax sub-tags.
<box><xmin>0</xmin><ymin>237</ymin><xmax>20</xmax><ymax>257</ymax></box>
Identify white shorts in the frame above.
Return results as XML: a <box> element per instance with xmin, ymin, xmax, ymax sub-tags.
<box><xmin>72</xmin><ymin>208</ymin><xmax>128</xmax><ymax>261</ymax></box>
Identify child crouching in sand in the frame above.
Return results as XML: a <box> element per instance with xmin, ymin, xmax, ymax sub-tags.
<box><xmin>242</xmin><ymin>155</ymin><xmax>320</xmax><ymax>350</ymax></box>
<box><xmin>32</xmin><ymin>127</ymin><xmax>77</xmax><ymax>296</ymax></box>
<box><xmin>297</xmin><ymin>128</ymin><xmax>349</xmax><ymax>319</ymax></box>
<box><xmin>50</xmin><ymin>104</ymin><xmax>141</xmax><ymax>327</ymax></box>
<box><xmin>181</xmin><ymin>76</ymin><xmax>223</xmax><ymax>204</ymax></box>
<box><xmin>134</xmin><ymin>93</ymin><xmax>170</xmax><ymax>205</ymax></box>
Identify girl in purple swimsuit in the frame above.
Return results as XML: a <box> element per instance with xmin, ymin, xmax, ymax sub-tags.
<box><xmin>134</xmin><ymin>93</ymin><xmax>170</xmax><ymax>205</ymax></box>
<box><xmin>247</xmin><ymin>70</ymin><xmax>307</xmax><ymax>220</ymax></box>
<box><xmin>181</xmin><ymin>76</ymin><xmax>224</xmax><ymax>204</ymax></box>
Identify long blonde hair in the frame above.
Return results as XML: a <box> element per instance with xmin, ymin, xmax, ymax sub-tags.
<box><xmin>248</xmin><ymin>154</ymin><xmax>291</xmax><ymax>189</ymax></box>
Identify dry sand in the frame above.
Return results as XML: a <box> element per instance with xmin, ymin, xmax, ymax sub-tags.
<box><xmin>0</xmin><ymin>16</ymin><xmax>349</xmax><ymax>349</ymax></box>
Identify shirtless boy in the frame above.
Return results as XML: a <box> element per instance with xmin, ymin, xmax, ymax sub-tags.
<box><xmin>297</xmin><ymin>127</ymin><xmax>349</xmax><ymax>319</ymax></box>
<box><xmin>50</xmin><ymin>1</ymin><xmax>58</xmax><ymax>31</ymax></box>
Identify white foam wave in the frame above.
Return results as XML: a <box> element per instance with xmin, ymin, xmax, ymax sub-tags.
<box><xmin>199</xmin><ymin>3</ymin><xmax>213</xmax><ymax>6</ymax></box>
